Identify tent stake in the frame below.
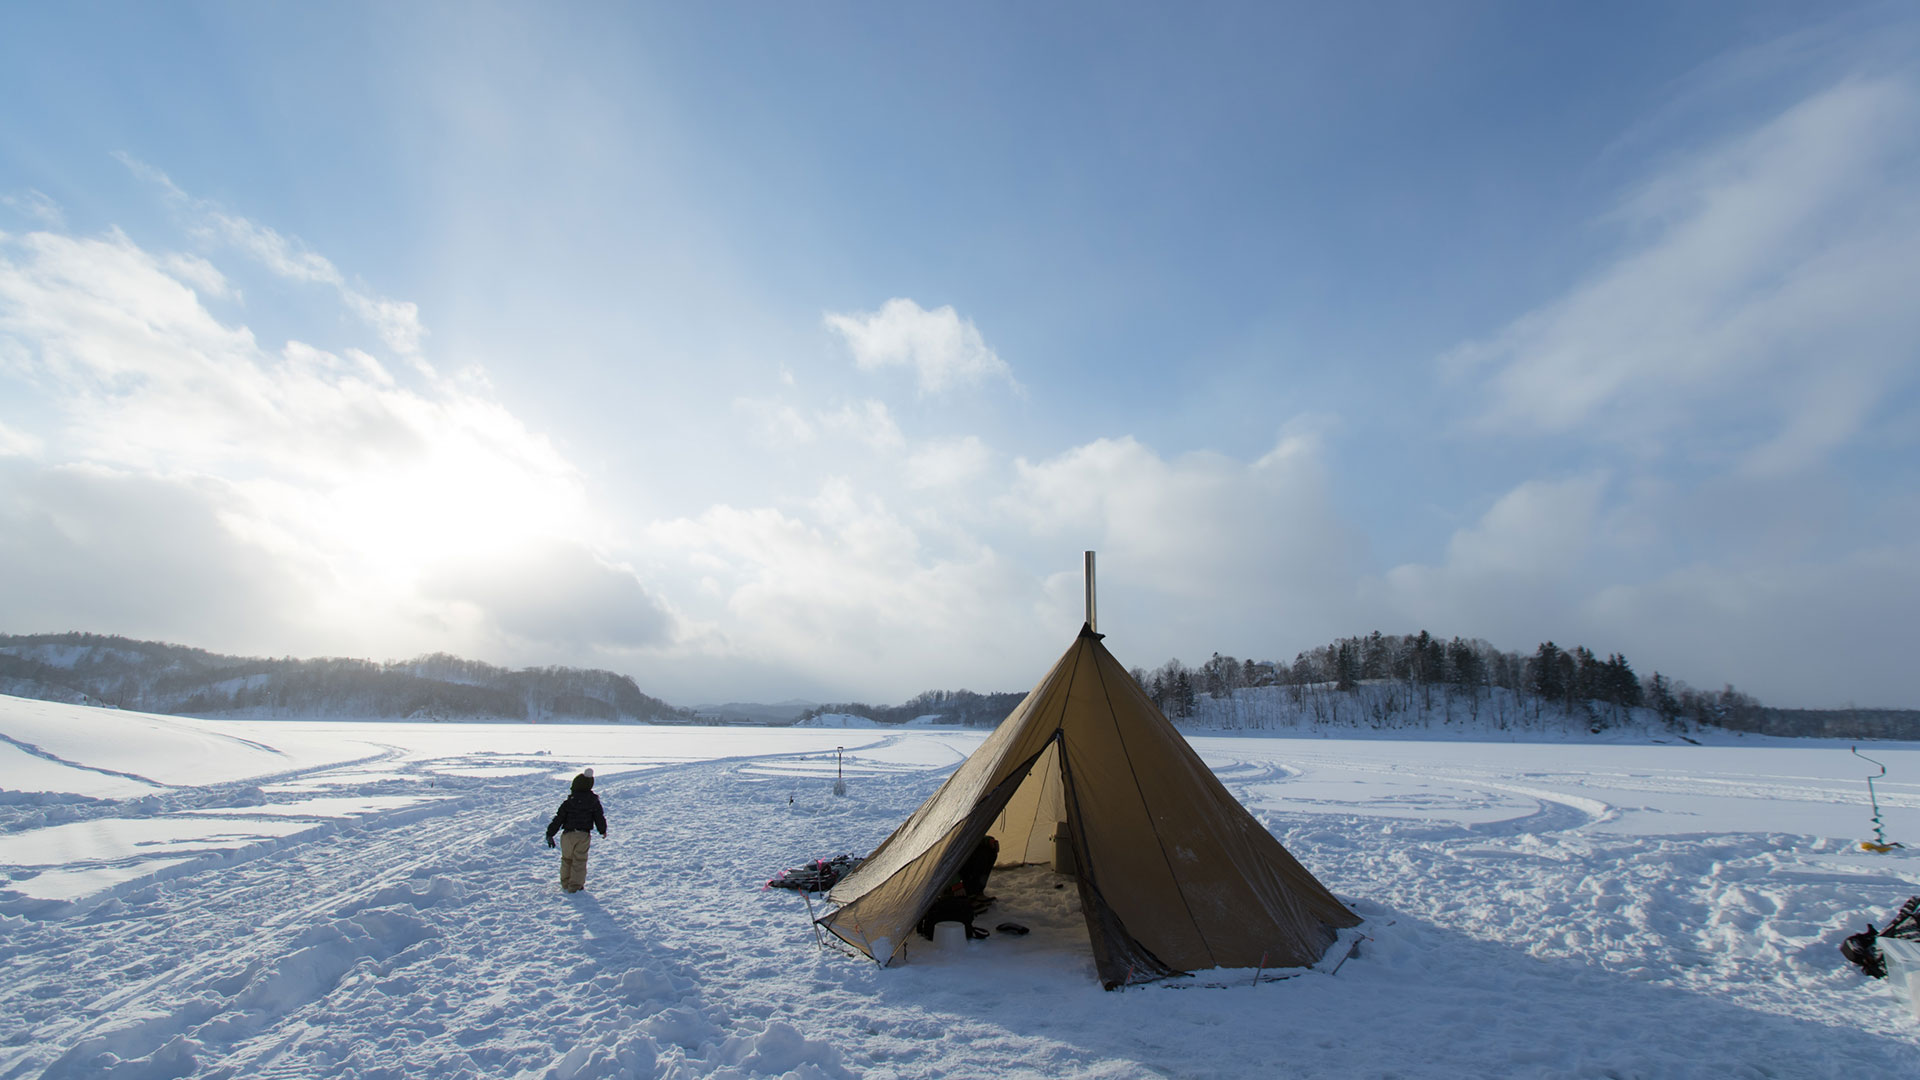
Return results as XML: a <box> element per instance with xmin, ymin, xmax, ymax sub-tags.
<box><xmin>1253</xmin><ymin>952</ymin><xmax>1266</xmax><ymax>987</ymax></box>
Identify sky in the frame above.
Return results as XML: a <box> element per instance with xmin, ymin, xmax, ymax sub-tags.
<box><xmin>2</xmin><ymin>2</ymin><xmax>1917</xmax><ymax>709</ymax></box>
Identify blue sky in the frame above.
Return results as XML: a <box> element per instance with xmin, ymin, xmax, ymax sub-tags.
<box><xmin>3</xmin><ymin>2</ymin><xmax>1917</xmax><ymax>707</ymax></box>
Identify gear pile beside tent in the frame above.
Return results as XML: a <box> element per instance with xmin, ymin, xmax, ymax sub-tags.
<box><xmin>819</xmin><ymin>608</ymin><xmax>1360</xmax><ymax>989</ymax></box>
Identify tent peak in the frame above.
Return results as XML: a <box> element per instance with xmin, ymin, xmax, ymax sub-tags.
<box><xmin>1077</xmin><ymin>621</ymin><xmax>1105</xmax><ymax>641</ymax></box>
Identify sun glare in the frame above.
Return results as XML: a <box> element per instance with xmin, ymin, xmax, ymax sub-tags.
<box><xmin>323</xmin><ymin>434</ymin><xmax>584</xmax><ymax>584</ymax></box>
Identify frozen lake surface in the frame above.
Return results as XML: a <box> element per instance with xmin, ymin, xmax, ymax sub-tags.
<box><xmin>3</xmin><ymin>695</ymin><xmax>1918</xmax><ymax>1077</ymax></box>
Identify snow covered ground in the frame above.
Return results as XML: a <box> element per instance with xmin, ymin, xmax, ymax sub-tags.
<box><xmin>3</xmin><ymin>694</ymin><xmax>1919</xmax><ymax>1078</ymax></box>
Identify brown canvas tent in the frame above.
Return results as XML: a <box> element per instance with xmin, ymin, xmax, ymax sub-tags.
<box><xmin>820</xmin><ymin>623</ymin><xmax>1359</xmax><ymax>988</ymax></box>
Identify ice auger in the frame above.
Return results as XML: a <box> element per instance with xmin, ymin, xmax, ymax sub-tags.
<box><xmin>1852</xmin><ymin>745</ymin><xmax>1904</xmax><ymax>853</ymax></box>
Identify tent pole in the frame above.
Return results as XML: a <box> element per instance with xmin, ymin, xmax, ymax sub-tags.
<box><xmin>1085</xmin><ymin>550</ymin><xmax>1097</xmax><ymax>633</ymax></box>
<box><xmin>800</xmin><ymin>889</ymin><xmax>826</xmax><ymax>951</ymax></box>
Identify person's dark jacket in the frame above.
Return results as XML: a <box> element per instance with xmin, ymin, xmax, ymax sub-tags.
<box><xmin>545</xmin><ymin>773</ymin><xmax>607</xmax><ymax>843</ymax></box>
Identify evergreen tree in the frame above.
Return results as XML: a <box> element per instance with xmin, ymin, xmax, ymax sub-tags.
<box><xmin>1646</xmin><ymin>672</ymin><xmax>1681</xmax><ymax>727</ymax></box>
<box><xmin>1174</xmin><ymin>670</ymin><xmax>1196</xmax><ymax>718</ymax></box>
<box><xmin>1335</xmin><ymin>640</ymin><xmax>1359</xmax><ymax>691</ymax></box>
<box><xmin>1360</xmin><ymin>631</ymin><xmax>1390</xmax><ymax>681</ymax></box>
<box><xmin>1409</xmin><ymin>631</ymin><xmax>1444</xmax><ymax>684</ymax></box>
<box><xmin>1602</xmin><ymin>654</ymin><xmax>1641</xmax><ymax>708</ymax></box>
<box><xmin>1571</xmin><ymin>646</ymin><xmax>1600</xmax><ymax>706</ymax></box>
<box><xmin>1530</xmin><ymin>642</ymin><xmax>1566</xmax><ymax>701</ymax></box>
<box><xmin>1446</xmin><ymin>637</ymin><xmax>1484</xmax><ymax>691</ymax></box>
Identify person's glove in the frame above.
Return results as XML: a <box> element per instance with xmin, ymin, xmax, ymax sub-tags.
<box><xmin>546</xmin><ymin>836</ymin><xmax>555</xmax><ymax>848</ymax></box>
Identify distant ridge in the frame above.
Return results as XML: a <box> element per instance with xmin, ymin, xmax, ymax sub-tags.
<box><xmin>0</xmin><ymin>632</ymin><xmax>695</xmax><ymax>723</ymax></box>
<box><xmin>2</xmin><ymin>630</ymin><xmax>1912</xmax><ymax>740</ymax></box>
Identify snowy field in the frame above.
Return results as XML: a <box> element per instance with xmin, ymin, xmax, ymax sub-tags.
<box><xmin>3</xmin><ymin>695</ymin><xmax>1920</xmax><ymax>1078</ymax></box>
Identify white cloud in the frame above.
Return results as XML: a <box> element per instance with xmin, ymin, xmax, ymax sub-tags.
<box><xmin>342</xmin><ymin>292</ymin><xmax>427</xmax><ymax>359</ymax></box>
<box><xmin>818</xmin><ymin>398</ymin><xmax>905</xmax><ymax>451</ymax></box>
<box><xmin>1362</xmin><ymin>470</ymin><xmax>1920</xmax><ymax>707</ymax></box>
<box><xmin>631</xmin><ymin>426</ymin><xmax>1373</xmax><ymax>698</ymax></box>
<box><xmin>0</xmin><ymin>420</ymin><xmax>42</xmax><ymax>458</ymax></box>
<box><xmin>9</xmin><ymin>115</ymin><xmax>1910</xmax><ymax>712</ymax></box>
<box><xmin>0</xmin><ymin>224</ymin><xmax>674</xmax><ymax>661</ymax></box>
<box><xmin>1001</xmin><ymin>429</ymin><xmax>1363</xmax><ymax>653</ymax></box>
<box><xmin>1</xmin><ymin>190</ymin><xmax>66</xmax><ymax>229</ymax></box>
<box><xmin>823</xmin><ymin>298</ymin><xmax>1017</xmax><ymax>395</ymax></box>
<box><xmin>1365</xmin><ymin>474</ymin><xmax>1611</xmax><ymax>638</ymax></box>
<box><xmin>119</xmin><ymin>154</ymin><xmax>428</xmax><ymax>358</ymax></box>
<box><xmin>906</xmin><ymin>435</ymin><xmax>992</xmax><ymax>489</ymax></box>
<box><xmin>424</xmin><ymin>542</ymin><xmax>675</xmax><ymax>650</ymax></box>
<box><xmin>645</xmin><ymin>482</ymin><xmax>1043</xmax><ymax>697</ymax></box>
<box><xmin>160</xmin><ymin>252</ymin><xmax>233</xmax><ymax>299</ymax></box>
<box><xmin>0</xmin><ymin>461</ymin><xmax>306</xmax><ymax>648</ymax></box>
<box><xmin>1447</xmin><ymin>77</ymin><xmax>1920</xmax><ymax>473</ymax></box>
<box><xmin>735</xmin><ymin>394</ymin><xmax>909</xmax><ymax>456</ymax></box>
<box><xmin>1397</xmin><ymin>74</ymin><xmax>1920</xmax><ymax>706</ymax></box>
<box><xmin>1583</xmin><ymin>547</ymin><xmax>1920</xmax><ymax>707</ymax></box>
<box><xmin>201</xmin><ymin>207</ymin><xmax>341</xmax><ymax>286</ymax></box>
<box><xmin>733</xmin><ymin>397</ymin><xmax>815</xmax><ymax>447</ymax></box>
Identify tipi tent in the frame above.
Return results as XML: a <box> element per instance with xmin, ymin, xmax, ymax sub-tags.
<box><xmin>820</xmin><ymin>623</ymin><xmax>1359</xmax><ymax>989</ymax></box>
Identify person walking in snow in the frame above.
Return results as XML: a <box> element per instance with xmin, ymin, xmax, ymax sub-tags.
<box><xmin>545</xmin><ymin>768</ymin><xmax>607</xmax><ymax>893</ymax></box>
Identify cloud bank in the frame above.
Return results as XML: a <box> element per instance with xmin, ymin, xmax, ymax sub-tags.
<box><xmin>1401</xmin><ymin>74</ymin><xmax>1920</xmax><ymax>706</ymax></box>
<box><xmin>1447</xmin><ymin>78</ymin><xmax>1920</xmax><ymax>475</ymax></box>
<box><xmin>0</xmin><ymin>213</ymin><xmax>673</xmax><ymax>664</ymax></box>
<box><xmin>7</xmin><ymin>64</ymin><xmax>1919</xmax><ymax>711</ymax></box>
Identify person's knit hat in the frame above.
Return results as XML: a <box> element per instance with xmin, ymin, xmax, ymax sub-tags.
<box><xmin>582</xmin><ymin>767</ymin><xmax>595</xmax><ymax>779</ymax></box>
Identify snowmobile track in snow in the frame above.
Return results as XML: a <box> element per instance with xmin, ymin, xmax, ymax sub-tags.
<box><xmin>6</xmin><ymin>726</ymin><xmax>1920</xmax><ymax>1079</ymax></box>
<box><xmin>2</xmin><ymin>747</ymin><xmax>884</xmax><ymax>1080</ymax></box>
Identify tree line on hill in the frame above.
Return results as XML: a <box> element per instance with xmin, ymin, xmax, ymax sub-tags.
<box><xmin>1127</xmin><ymin>630</ymin><xmax>1914</xmax><ymax>739</ymax></box>
<box><xmin>796</xmin><ymin>688</ymin><xmax>1027</xmax><ymax>728</ymax></box>
<box><xmin>1129</xmin><ymin>631</ymin><xmax>1717</xmax><ymax>724</ymax></box>
<box><xmin>5</xmin><ymin>629</ymin><xmax>1911</xmax><ymax>739</ymax></box>
<box><xmin>804</xmin><ymin>630</ymin><xmax>1915</xmax><ymax>740</ymax></box>
<box><xmin>0</xmin><ymin>632</ymin><xmax>695</xmax><ymax>723</ymax></box>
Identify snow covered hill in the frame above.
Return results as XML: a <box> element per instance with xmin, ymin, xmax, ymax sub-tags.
<box><xmin>4</xmin><ymin>694</ymin><xmax>1920</xmax><ymax>1077</ymax></box>
<box><xmin>0</xmin><ymin>633</ymin><xmax>695</xmax><ymax>724</ymax></box>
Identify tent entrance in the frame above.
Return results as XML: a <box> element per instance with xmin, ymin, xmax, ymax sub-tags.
<box><xmin>987</xmin><ymin>733</ymin><xmax>1180</xmax><ymax>988</ymax></box>
<box><xmin>989</xmin><ymin>736</ymin><xmax>1070</xmax><ymax>871</ymax></box>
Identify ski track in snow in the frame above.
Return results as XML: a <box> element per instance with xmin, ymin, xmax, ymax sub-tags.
<box><xmin>2</xmin><ymin>718</ymin><xmax>1919</xmax><ymax>1078</ymax></box>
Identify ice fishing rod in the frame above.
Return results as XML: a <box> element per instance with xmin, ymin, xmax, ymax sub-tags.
<box><xmin>1851</xmin><ymin>745</ymin><xmax>1901</xmax><ymax>851</ymax></box>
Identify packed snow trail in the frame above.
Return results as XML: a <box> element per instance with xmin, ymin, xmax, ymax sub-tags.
<box><xmin>1</xmin><ymin>750</ymin><xmax>870</xmax><ymax>1079</ymax></box>
<box><xmin>4</xmin><ymin>720</ymin><xmax>1920</xmax><ymax>1077</ymax></box>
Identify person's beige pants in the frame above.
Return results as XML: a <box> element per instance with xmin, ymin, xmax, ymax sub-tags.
<box><xmin>559</xmin><ymin>830</ymin><xmax>592</xmax><ymax>892</ymax></box>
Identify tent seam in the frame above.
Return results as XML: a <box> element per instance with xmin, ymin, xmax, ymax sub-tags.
<box><xmin>1057</xmin><ymin>718</ymin><xmax>1175</xmax><ymax>986</ymax></box>
<box><xmin>1093</xmin><ymin>644</ymin><xmax>1215</xmax><ymax>969</ymax></box>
